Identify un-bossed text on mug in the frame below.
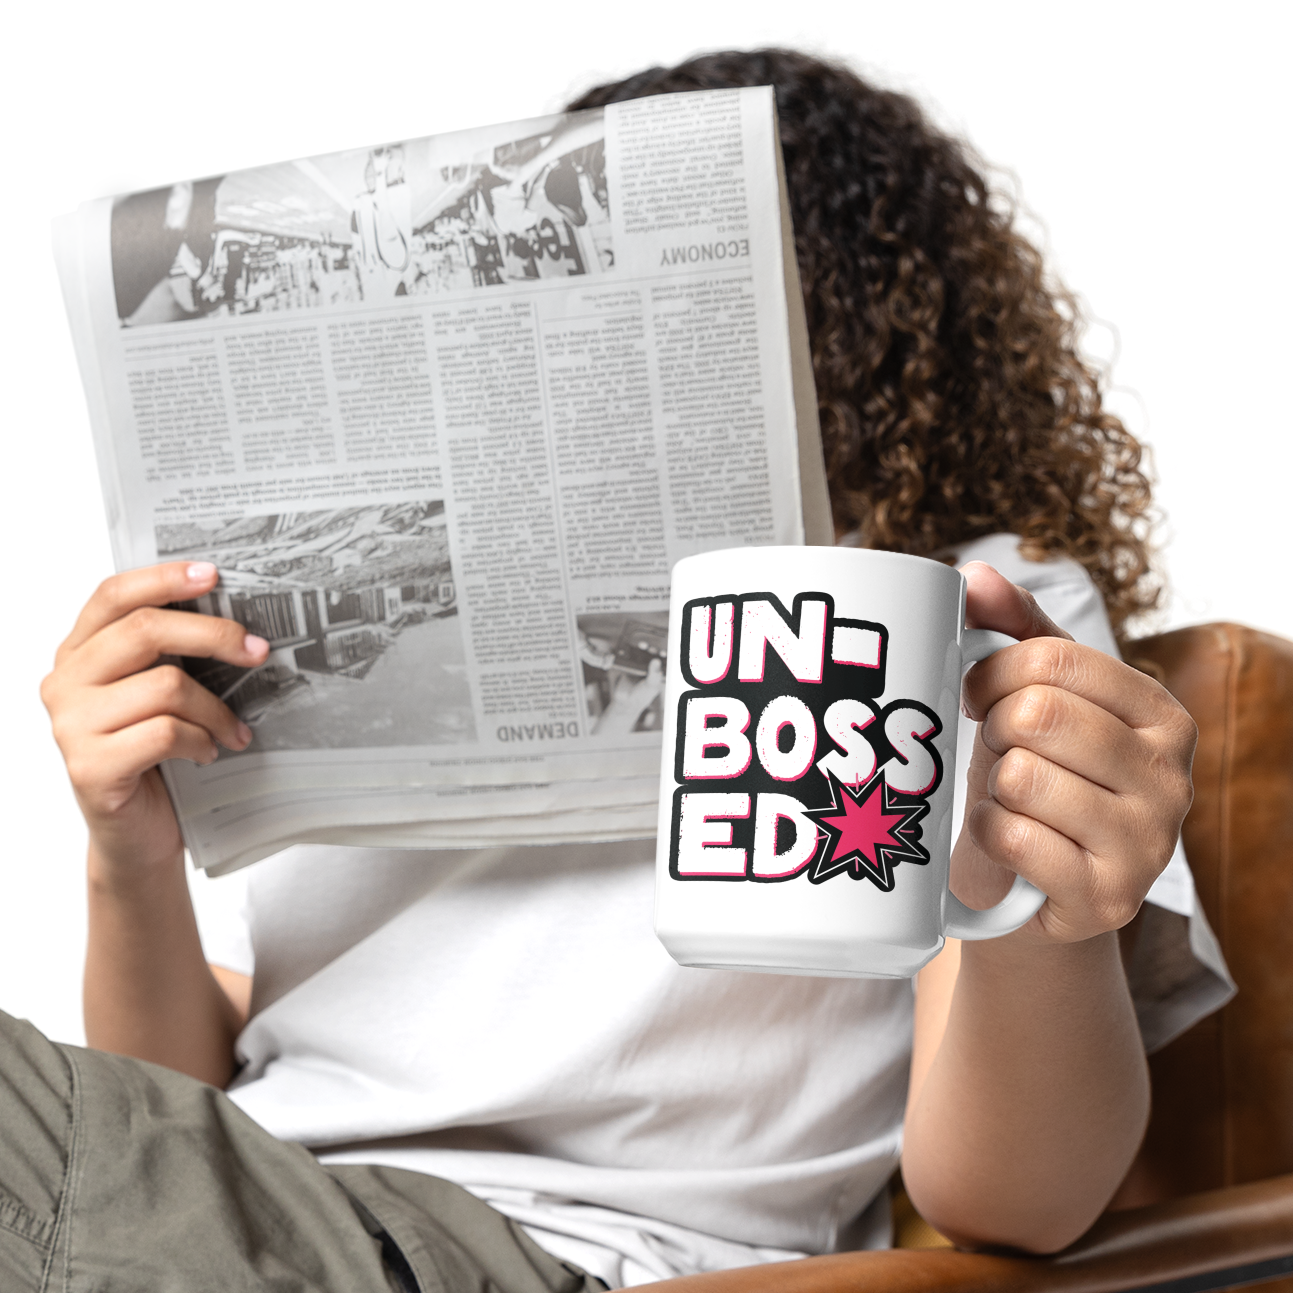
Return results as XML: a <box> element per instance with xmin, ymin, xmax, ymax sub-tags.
<box><xmin>654</xmin><ymin>546</ymin><xmax>1046</xmax><ymax>979</ymax></box>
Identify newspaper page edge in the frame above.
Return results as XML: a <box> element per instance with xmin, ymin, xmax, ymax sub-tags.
<box><xmin>51</xmin><ymin>205</ymin><xmax>134</xmax><ymax>571</ymax></box>
<box><xmin>771</xmin><ymin>103</ymin><xmax>832</xmax><ymax>547</ymax></box>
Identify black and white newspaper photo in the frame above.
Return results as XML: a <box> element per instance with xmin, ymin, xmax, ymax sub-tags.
<box><xmin>55</xmin><ymin>87</ymin><xmax>832</xmax><ymax>872</ymax></box>
<box><xmin>158</xmin><ymin>503</ymin><xmax>474</xmax><ymax>749</ymax></box>
<box><xmin>109</xmin><ymin>114</ymin><xmax>612</xmax><ymax>326</ymax></box>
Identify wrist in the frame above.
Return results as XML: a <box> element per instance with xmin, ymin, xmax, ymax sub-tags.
<box><xmin>956</xmin><ymin>926</ymin><xmax>1124</xmax><ymax>994</ymax></box>
<box><xmin>78</xmin><ymin>768</ymin><xmax>186</xmax><ymax>890</ymax></box>
<box><xmin>87</xmin><ymin>835</ymin><xmax>185</xmax><ymax>896</ymax></box>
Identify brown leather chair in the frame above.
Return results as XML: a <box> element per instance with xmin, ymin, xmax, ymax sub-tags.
<box><xmin>651</xmin><ymin>624</ymin><xmax>1293</xmax><ymax>1293</ymax></box>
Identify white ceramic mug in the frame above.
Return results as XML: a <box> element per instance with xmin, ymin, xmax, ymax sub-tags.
<box><xmin>654</xmin><ymin>546</ymin><xmax>1047</xmax><ymax>978</ymax></box>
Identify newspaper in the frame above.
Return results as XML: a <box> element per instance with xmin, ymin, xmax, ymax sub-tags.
<box><xmin>54</xmin><ymin>87</ymin><xmax>831</xmax><ymax>874</ymax></box>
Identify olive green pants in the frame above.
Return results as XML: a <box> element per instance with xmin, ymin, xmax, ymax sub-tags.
<box><xmin>0</xmin><ymin>1010</ymin><xmax>604</xmax><ymax>1292</ymax></box>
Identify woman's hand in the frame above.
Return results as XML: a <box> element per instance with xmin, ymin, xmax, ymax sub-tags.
<box><xmin>40</xmin><ymin>562</ymin><xmax>268</xmax><ymax>876</ymax></box>
<box><xmin>954</xmin><ymin>561</ymin><xmax>1197</xmax><ymax>943</ymax></box>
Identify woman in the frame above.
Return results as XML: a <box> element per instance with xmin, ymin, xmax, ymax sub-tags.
<box><xmin>25</xmin><ymin>48</ymin><xmax>1202</xmax><ymax>1292</ymax></box>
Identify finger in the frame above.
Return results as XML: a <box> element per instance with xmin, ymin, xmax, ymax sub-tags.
<box><xmin>979</xmin><ymin>684</ymin><xmax>1148</xmax><ymax>794</ymax></box>
<box><xmin>108</xmin><ymin>715</ymin><xmax>224</xmax><ymax>772</ymax></box>
<box><xmin>965</xmin><ymin>798</ymin><xmax>1143</xmax><ymax>939</ymax></box>
<box><xmin>67</xmin><ymin>718</ymin><xmax>221</xmax><ymax>798</ymax></box>
<box><xmin>964</xmin><ymin>634</ymin><xmax>1193</xmax><ymax>737</ymax></box>
<box><xmin>73</xmin><ymin>665</ymin><xmax>252</xmax><ymax>752</ymax></box>
<box><xmin>960</xmin><ymin>562</ymin><xmax>1073</xmax><ymax>644</ymax></box>
<box><xmin>65</xmin><ymin>607</ymin><xmax>269</xmax><ymax>687</ymax></box>
<box><xmin>60</xmin><ymin>562</ymin><xmax>221</xmax><ymax>656</ymax></box>
<box><xmin>985</xmin><ymin>746</ymin><xmax>1180</xmax><ymax>871</ymax></box>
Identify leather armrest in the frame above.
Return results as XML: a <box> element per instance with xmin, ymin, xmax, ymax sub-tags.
<box><xmin>647</xmin><ymin>1172</ymin><xmax>1293</xmax><ymax>1293</ymax></box>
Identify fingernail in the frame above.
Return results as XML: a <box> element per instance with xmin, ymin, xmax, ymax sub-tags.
<box><xmin>236</xmin><ymin>721</ymin><xmax>252</xmax><ymax>746</ymax></box>
<box><xmin>187</xmin><ymin>562</ymin><xmax>217</xmax><ymax>584</ymax></box>
<box><xmin>245</xmin><ymin>634</ymin><xmax>269</xmax><ymax>656</ymax></box>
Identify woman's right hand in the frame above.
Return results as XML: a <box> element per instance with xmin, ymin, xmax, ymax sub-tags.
<box><xmin>40</xmin><ymin>562</ymin><xmax>269</xmax><ymax>875</ymax></box>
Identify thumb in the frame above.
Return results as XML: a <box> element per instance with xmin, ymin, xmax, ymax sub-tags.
<box><xmin>960</xmin><ymin>560</ymin><xmax>1072</xmax><ymax>644</ymax></box>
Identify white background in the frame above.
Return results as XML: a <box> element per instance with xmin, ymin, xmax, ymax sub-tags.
<box><xmin>2</xmin><ymin>0</ymin><xmax>1289</xmax><ymax>1044</ymax></box>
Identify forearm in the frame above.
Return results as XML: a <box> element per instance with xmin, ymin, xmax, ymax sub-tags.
<box><xmin>903</xmin><ymin>931</ymin><xmax>1148</xmax><ymax>1253</ymax></box>
<box><xmin>84</xmin><ymin>841</ymin><xmax>242</xmax><ymax>1087</ymax></box>
<box><xmin>42</xmin><ymin>564</ymin><xmax>265</xmax><ymax>1084</ymax></box>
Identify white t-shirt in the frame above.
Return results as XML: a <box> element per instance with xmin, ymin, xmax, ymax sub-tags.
<box><xmin>191</xmin><ymin>534</ymin><xmax>1232</xmax><ymax>1287</ymax></box>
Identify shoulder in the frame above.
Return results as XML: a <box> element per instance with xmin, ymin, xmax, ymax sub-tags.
<box><xmin>951</xmin><ymin>533</ymin><xmax>1083</xmax><ymax>594</ymax></box>
<box><xmin>951</xmin><ymin>533</ymin><xmax>1119</xmax><ymax>657</ymax></box>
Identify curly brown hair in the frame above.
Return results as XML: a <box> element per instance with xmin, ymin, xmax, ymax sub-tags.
<box><xmin>569</xmin><ymin>48</ymin><xmax>1159</xmax><ymax>640</ymax></box>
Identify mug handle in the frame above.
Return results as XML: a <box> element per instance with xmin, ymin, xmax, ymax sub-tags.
<box><xmin>941</xmin><ymin>629</ymin><xmax>1048</xmax><ymax>941</ymax></box>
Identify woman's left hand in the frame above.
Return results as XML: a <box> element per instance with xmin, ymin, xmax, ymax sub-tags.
<box><xmin>954</xmin><ymin>561</ymin><xmax>1197</xmax><ymax>944</ymax></box>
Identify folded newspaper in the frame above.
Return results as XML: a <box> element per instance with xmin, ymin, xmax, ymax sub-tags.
<box><xmin>54</xmin><ymin>87</ymin><xmax>831</xmax><ymax>874</ymax></box>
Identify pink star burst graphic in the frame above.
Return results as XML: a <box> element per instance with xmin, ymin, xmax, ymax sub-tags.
<box><xmin>805</xmin><ymin>771</ymin><xmax>930</xmax><ymax>890</ymax></box>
